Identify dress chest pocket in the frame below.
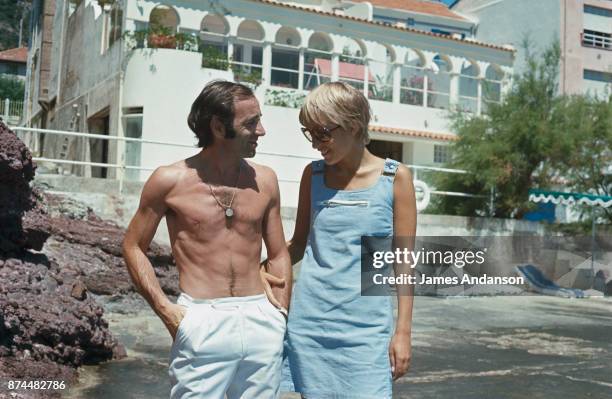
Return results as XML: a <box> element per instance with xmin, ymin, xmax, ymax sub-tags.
<box><xmin>317</xmin><ymin>199</ymin><xmax>370</xmax><ymax>208</ymax></box>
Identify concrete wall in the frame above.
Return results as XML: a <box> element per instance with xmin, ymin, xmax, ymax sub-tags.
<box><xmin>34</xmin><ymin>174</ymin><xmax>546</xmax><ymax>249</ymax></box>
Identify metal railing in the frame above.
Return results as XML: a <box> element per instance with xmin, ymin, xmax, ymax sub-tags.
<box><xmin>10</xmin><ymin>126</ymin><xmax>484</xmax><ymax>205</ymax></box>
<box><xmin>1</xmin><ymin>98</ymin><xmax>24</xmax><ymax>124</ymax></box>
<box><xmin>582</xmin><ymin>31</ymin><xmax>611</xmax><ymax>50</ymax></box>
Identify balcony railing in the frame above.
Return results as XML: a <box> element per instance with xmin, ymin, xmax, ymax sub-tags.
<box><xmin>122</xmin><ymin>30</ymin><xmax>501</xmax><ymax>115</ymax></box>
<box><xmin>0</xmin><ymin>98</ymin><xmax>24</xmax><ymax>124</ymax></box>
<box><xmin>582</xmin><ymin>31</ymin><xmax>611</xmax><ymax>50</ymax></box>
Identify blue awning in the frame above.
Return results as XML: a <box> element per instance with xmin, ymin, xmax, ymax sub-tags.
<box><xmin>528</xmin><ymin>189</ymin><xmax>612</xmax><ymax>208</ymax></box>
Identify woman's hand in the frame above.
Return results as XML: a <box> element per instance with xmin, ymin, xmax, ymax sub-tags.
<box><xmin>259</xmin><ymin>266</ymin><xmax>285</xmax><ymax>308</ymax></box>
<box><xmin>389</xmin><ymin>331</ymin><xmax>412</xmax><ymax>380</ymax></box>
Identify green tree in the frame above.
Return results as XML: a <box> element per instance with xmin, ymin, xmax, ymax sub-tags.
<box><xmin>0</xmin><ymin>75</ymin><xmax>25</xmax><ymax>100</ymax></box>
<box><xmin>0</xmin><ymin>0</ymin><xmax>32</xmax><ymax>50</ymax></box>
<box><xmin>553</xmin><ymin>93</ymin><xmax>612</xmax><ymax>222</ymax></box>
<box><xmin>433</xmin><ymin>42</ymin><xmax>565</xmax><ymax>218</ymax></box>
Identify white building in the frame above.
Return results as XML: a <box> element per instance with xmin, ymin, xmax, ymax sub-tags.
<box><xmin>24</xmin><ymin>0</ymin><xmax>514</xmax><ymax>207</ymax></box>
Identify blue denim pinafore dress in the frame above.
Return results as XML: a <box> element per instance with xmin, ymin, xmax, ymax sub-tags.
<box><xmin>283</xmin><ymin>158</ymin><xmax>398</xmax><ymax>399</ymax></box>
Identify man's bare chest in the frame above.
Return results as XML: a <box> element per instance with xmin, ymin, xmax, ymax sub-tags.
<box><xmin>166</xmin><ymin>185</ymin><xmax>269</xmax><ymax>233</ymax></box>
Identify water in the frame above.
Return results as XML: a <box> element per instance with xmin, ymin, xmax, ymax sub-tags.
<box><xmin>65</xmin><ymin>296</ymin><xmax>612</xmax><ymax>399</ymax></box>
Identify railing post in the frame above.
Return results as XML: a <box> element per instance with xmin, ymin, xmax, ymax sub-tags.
<box><xmin>118</xmin><ymin>146</ymin><xmax>125</xmax><ymax>194</ymax></box>
<box><xmin>3</xmin><ymin>99</ymin><xmax>9</xmax><ymax>120</ymax></box>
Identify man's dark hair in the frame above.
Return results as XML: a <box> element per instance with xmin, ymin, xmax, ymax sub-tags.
<box><xmin>187</xmin><ymin>80</ymin><xmax>255</xmax><ymax>148</ymax></box>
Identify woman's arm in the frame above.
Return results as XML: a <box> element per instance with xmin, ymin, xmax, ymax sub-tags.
<box><xmin>286</xmin><ymin>164</ymin><xmax>312</xmax><ymax>265</ymax></box>
<box><xmin>389</xmin><ymin>164</ymin><xmax>417</xmax><ymax>380</ymax></box>
<box><xmin>260</xmin><ymin>163</ymin><xmax>312</xmax><ymax>306</ymax></box>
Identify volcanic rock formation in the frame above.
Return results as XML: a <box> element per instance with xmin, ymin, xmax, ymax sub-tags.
<box><xmin>0</xmin><ymin>120</ymin><xmax>178</xmax><ymax>397</ymax></box>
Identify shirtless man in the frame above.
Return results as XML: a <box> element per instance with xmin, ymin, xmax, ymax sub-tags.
<box><xmin>122</xmin><ymin>81</ymin><xmax>292</xmax><ymax>399</ymax></box>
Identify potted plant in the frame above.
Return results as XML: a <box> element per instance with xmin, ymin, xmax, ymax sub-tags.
<box><xmin>147</xmin><ymin>26</ymin><xmax>175</xmax><ymax>49</ymax></box>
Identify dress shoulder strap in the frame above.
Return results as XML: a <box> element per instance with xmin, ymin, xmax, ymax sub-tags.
<box><xmin>311</xmin><ymin>160</ymin><xmax>325</xmax><ymax>175</ymax></box>
<box><xmin>382</xmin><ymin>158</ymin><xmax>400</xmax><ymax>178</ymax></box>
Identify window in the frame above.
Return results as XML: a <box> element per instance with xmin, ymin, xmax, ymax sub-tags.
<box><xmin>368</xmin><ymin>45</ymin><xmax>394</xmax><ymax>102</ymax></box>
<box><xmin>108</xmin><ymin>3</ymin><xmax>123</xmax><ymax>47</ymax></box>
<box><xmin>400</xmin><ymin>49</ymin><xmax>425</xmax><ymax>106</ymax></box>
<box><xmin>483</xmin><ymin>65</ymin><xmax>503</xmax><ymax>112</ymax></box>
<box><xmin>102</xmin><ymin>2</ymin><xmax>123</xmax><ymax>52</ymax></box>
<box><xmin>431</xmin><ymin>28</ymin><xmax>451</xmax><ymax>36</ymax></box>
<box><xmin>303</xmin><ymin>32</ymin><xmax>333</xmax><ymax>90</ymax></box>
<box><xmin>232</xmin><ymin>20</ymin><xmax>264</xmax><ymax>85</ymax></box>
<box><xmin>458</xmin><ymin>60</ymin><xmax>479</xmax><ymax>113</ymax></box>
<box><xmin>271</xmin><ymin>27</ymin><xmax>301</xmax><ymax>89</ymax></box>
<box><xmin>123</xmin><ymin>108</ymin><xmax>143</xmax><ymax>181</ymax></box>
<box><xmin>367</xmin><ymin>140</ymin><xmax>403</xmax><ymax>162</ymax></box>
<box><xmin>584</xmin><ymin>5</ymin><xmax>612</xmax><ymax>18</ymax></box>
<box><xmin>427</xmin><ymin>55</ymin><xmax>451</xmax><ymax>110</ymax></box>
<box><xmin>583</xmin><ymin>69</ymin><xmax>612</xmax><ymax>97</ymax></box>
<box><xmin>201</xmin><ymin>14</ymin><xmax>229</xmax><ymax>69</ymax></box>
<box><xmin>582</xmin><ymin>29</ymin><xmax>611</xmax><ymax>49</ymax></box>
<box><xmin>201</xmin><ymin>14</ymin><xmax>228</xmax><ymax>53</ymax></box>
<box><xmin>434</xmin><ymin>145</ymin><xmax>451</xmax><ymax>164</ymax></box>
<box><xmin>338</xmin><ymin>39</ymin><xmax>367</xmax><ymax>92</ymax></box>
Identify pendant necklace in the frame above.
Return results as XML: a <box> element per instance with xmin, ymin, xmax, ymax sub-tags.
<box><xmin>207</xmin><ymin>161</ymin><xmax>242</xmax><ymax>219</ymax></box>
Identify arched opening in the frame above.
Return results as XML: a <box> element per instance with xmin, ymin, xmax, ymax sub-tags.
<box><xmin>271</xmin><ymin>27</ymin><xmax>301</xmax><ymax>89</ymax></box>
<box><xmin>338</xmin><ymin>38</ymin><xmax>368</xmax><ymax>92</ymax></box>
<box><xmin>458</xmin><ymin>60</ymin><xmax>479</xmax><ymax>113</ymax></box>
<box><xmin>400</xmin><ymin>49</ymin><xmax>426</xmax><ymax>106</ymax></box>
<box><xmin>149</xmin><ymin>5</ymin><xmax>179</xmax><ymax>33</ymax></box>
<box><xmin>232</xmin><ymin>20</ymin><xmax>264</xmax><ymax>85</ymax></box>
<box><xmin>483</xmin><ymin>65</ymin><xmax>504</xmax><ymax>112</ymax></box>
<box><xmin>304</xmin><ymin>32</ymin><xmax>333</xmax><ymax>90</ymax></box>
<box><xmin>368</xmin><ymin>44</ymin><xmax>395</xmax><ymax>102</ymax></box>
<box><xmin>200</xmin><ymin>14</ymin><xmax>230</xmax><ymax>70</ymax></box>
<box><xmin>147</xmin><ymin>5</ymin><xmax>179</xmax><ymax>48</ymax></box>
<box><xmin>427</xmin><ymin>54</ymin><xmax>451</xmax><ymax>110</ymax></box>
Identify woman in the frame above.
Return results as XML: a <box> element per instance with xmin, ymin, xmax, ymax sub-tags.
<box><xmin>280</xmin><ymin>82</ymin><xmax>417</xmax><ymax>398</ymax></box>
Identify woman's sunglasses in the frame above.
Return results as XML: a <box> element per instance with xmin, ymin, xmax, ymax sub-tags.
<box><xmin>300</xmin><ymin>125</ymin><xmax>341</xmax><ymax>143</ymax></box>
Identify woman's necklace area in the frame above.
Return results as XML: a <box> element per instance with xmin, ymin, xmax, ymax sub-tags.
<box><xmin>206</xmin><ymin>161</ymin><xmax>242</xmax><ymax>218</ymax></box>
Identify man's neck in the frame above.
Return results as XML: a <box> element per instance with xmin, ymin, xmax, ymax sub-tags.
<box><xmin>197</xmin><ymin>148</ymin><xmax>243</xmax><ymax>184</ymax></box>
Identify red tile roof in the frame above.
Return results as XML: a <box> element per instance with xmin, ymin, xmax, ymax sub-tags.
<box><xmin>0</xmin><ymin>47</ymin><xmax>28</xmax><ymax>64</ymax></box>
<box><xmin>253</xmin><ymin>1</ymin><xmax>512</xmax><ymax>53</ymax></box>
<box><xmin>353</xmin><ymin>0</ymin><xmax>466</xmax><ymax>21</ymax></box>
<box><xmin>369</xmin><ymin>124</ymin><xmax>458</xmax><ymax>142</ymax></box>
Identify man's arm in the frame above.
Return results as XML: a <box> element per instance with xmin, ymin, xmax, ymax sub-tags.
<box><xmin>122</xmin><ymin>166</ymin><xmax>184</xmax><ymax>339</ymax></box>
<box><xmin>389</xmin><ymin>164</ymin><xmax>417</xmax><ymax>380</ymax></box>
<box><xmin>261</xmin><ymin>167</ymin><xmax>292</xmax><ymax>310</ymax></box>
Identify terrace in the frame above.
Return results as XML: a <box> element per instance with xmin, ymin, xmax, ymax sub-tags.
<box><xmin>122</xmin><ymin>4</ymin><xmax>510</xmax><ymax>115</ymax></box>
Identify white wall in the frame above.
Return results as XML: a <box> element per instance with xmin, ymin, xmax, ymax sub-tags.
<box><xmin>123</xmin><ymin>50</ymin><xmax>318</xmax><ymax>206</ymax></box>
<box><xmin>123</xmin><ymin>50</ymin><xmax>233</xmax><ymax>180</ymax></box>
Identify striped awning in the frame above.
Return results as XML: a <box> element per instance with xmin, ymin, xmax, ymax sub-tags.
<box><xmin>528</xmin><ymin>189</ymin><xmax>612</xmax><ymax>208</ymax></box>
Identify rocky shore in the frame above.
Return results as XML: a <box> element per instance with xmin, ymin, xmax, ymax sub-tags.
<box><xmin>0</xmin><ymin>120</ymin><xmax>178</xmax><ymax>398</ymax></box>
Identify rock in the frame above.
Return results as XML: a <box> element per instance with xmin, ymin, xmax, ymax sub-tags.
<box><xmin>0</xmin><ymin>121</ymin><xmax>38</xmax><ymax>254</ymax></box>
<box><xmin>0</xmin><ymin>120</ymin><xmax>178</xmax><ymax>385</ymax></box>
<box><xmin>71</xmin><ymin>280</ymin><xmax>88</xmax><ymax>300</ymax></box>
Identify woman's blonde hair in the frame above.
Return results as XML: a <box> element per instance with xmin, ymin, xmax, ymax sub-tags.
<box><xmin>299</xmin><ymin>82</ymin><xmax>371</xmax><ymax>144</ymax></box>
